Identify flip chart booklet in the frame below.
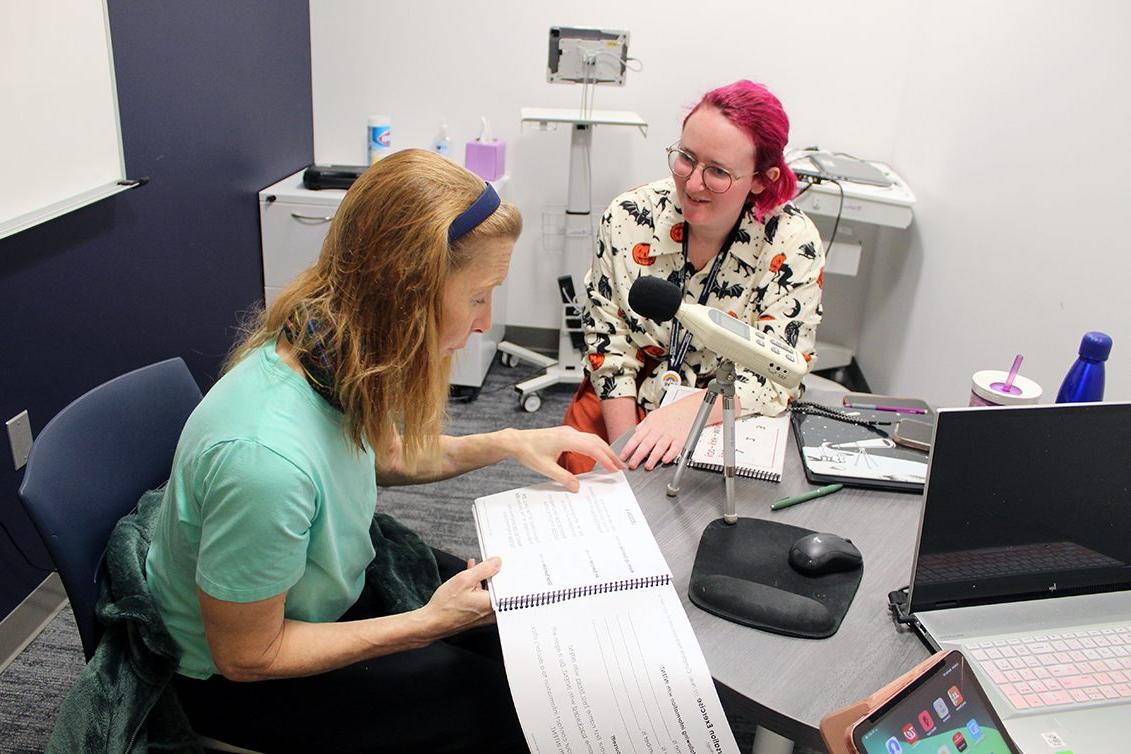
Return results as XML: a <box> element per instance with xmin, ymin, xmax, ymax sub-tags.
<box><xmin>661</xmin><ymin>384</ymin><xmax>789</xmax><ymax>482</ymax></box>
<box><xmin>473</xmin><ymin>471</ymin><xmax>739</xmax><ymax>754</ymax></box>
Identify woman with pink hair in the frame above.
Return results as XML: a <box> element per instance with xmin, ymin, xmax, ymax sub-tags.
<box><xmin>561</xmin><ymin>80</ymin><xmax>826</xmax><ymax>473</ymax></box>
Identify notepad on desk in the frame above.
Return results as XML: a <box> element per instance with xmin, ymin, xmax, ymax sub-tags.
<box><xmin>661</xmin><ymin>384</ymin><xmax>789</xmax><ymax>482</ymax></box>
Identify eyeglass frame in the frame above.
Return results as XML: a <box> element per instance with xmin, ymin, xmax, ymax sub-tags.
<box><xmin>665</xmin><ymin>143</ymin><xmax>757</xmax><ymax>194</ymax></box>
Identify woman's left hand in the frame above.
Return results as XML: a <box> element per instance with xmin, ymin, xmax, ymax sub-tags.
<box><xmin>507</xmin><ymin>427</ymin><xmax>625</xmax><ymax>492</ymax></box>
<box><xmin>620</xmin><ymin>394</ymin><xmax>705</xmax><ymax>471</ymax></box>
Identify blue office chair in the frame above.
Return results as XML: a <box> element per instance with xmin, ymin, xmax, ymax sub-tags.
<box><xmin>18</xmin><ymin>358</ymin><xmax>265</xmax><ymax>754</ymax></box>
<box><xmin>17</xmin><ymin>357</ymin><xmax>202</xmax><ymax>661</ymax></box>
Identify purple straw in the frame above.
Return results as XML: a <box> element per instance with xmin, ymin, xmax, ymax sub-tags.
<box><xmin>1004</xmin><ymin>354</ymin><xmax>1023</xmax><ymax>389</ymax></box>
<box><xmin>990</xmin><ymin>354</ymin><xmax>1024</xmax><ymax>395</ymax></box>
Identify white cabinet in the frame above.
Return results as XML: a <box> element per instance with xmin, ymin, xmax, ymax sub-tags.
<box><xmin>258</xmin><ymin>169</ymin><xmax>508</xmax><ymax>389</ymax></box>
<box><xmin>260</xmin><ymin>198</ymin><xmax>339</xmax><ymax>301</ymax></box>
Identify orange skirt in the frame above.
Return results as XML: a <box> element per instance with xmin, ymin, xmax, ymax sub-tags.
<box><xmin>559</xmin><ymin>377</ymin><xmax>647</xmax><ymax>474</ymax></box>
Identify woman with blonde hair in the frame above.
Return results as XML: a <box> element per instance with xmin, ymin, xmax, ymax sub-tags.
<box><xmin>145</xmin><ymin>149</ymin><xmax>620</xmax><ymax>751</ymax></box>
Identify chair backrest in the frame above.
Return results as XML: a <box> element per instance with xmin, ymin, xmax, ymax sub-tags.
<box><xmin>18</xmin><ymin>358</ymin><xmax>203</xmax><ymax>660</ymax></box>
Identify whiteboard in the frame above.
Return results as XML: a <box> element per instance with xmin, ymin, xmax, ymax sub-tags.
<box><xmin>0</xmin><ymin>0</ymin><xmax>131</xmax><ymax>241</ymax></box>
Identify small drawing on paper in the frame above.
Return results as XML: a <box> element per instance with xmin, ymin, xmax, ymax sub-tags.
<box><xmin>803</xmin><ymin>439</ymin><xmax>927</xmax><ymax>483</ymax></box>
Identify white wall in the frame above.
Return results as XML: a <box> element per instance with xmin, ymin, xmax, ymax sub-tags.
<box><xmin>310</xmin><ymin>0</ymin><xmax>1130</xmax><ymax>406</ymax></box>
<box><xmin>858</xmin><ymin>3</ymin><xmax>1131</xmax><ymax>405</ymax></box>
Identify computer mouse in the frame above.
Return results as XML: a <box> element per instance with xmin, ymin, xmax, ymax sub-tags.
<box><xmin>788</xmin><ymin>532</ymin><xmax>863</xmax><ymax>576</ymax></box>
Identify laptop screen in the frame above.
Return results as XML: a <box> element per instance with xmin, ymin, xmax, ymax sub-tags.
<box><xmin>909</xmin><ymin>402</ymin><xmax>1131</xmax><ymax>613</ymax></box>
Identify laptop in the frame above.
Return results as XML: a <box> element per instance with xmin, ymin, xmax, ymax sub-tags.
<box><xmin>908</xmin><ymin>402</ymin><xmax>1131</xmax><ymax>753</ymax></box>
<box><xmin>793</xmin><ymin>152</ymin><xmax>894</xmax><ymax>187</ymax></box>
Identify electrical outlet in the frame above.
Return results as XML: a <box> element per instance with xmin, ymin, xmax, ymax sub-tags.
<box><xmin>7</xmin><ymin>410</ymin><xmax>32</xmax><ymax>471</ymax></box>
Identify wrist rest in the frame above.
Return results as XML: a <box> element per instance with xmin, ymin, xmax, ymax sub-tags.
<box><xmin>691</xmin><ymin>574</ymin><xmax>835</xmax><ymax>638</ymax></box>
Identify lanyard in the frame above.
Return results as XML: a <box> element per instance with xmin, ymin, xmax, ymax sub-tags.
<box><xmin>666</xmin><ymin>211</ymin><xmax>747</xmax><ymax>372</ymax></box>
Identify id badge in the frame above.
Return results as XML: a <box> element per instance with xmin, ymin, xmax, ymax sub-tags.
<box><xmin>659</xmin><ymin>369</ymin><xmax>682</xmax><ymax>389</ymax></box>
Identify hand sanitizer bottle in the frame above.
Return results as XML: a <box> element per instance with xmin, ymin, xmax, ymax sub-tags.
<box><xmin>431</xmin><ymin>121</ymin><xmax>452</xmax><ymax>158</ymax></box>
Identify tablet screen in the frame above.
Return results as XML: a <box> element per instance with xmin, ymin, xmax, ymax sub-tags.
<box><xmin>853</xmin><ymin>651</ymin><xmax>1018</xmax><ymax>754</ymax></box>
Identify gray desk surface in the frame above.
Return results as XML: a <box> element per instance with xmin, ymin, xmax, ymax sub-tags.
<box><xmin>621</xmin><ymin>391</ymin><xmax>931</xmax><ymax>748</ymax></box>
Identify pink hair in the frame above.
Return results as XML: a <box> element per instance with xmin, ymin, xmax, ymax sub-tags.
<box><xmin>684</xmin><ymin>80</ymin><xmax>797</xmax><ymax>217</ymax></box>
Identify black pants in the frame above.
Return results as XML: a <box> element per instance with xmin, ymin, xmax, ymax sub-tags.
<box><xmin>173</xmin><ymin>549</ymin><xmax>527</xmax><ymax>753</ymax></box>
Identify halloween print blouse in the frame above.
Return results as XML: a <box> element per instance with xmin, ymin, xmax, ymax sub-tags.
<box><xmin>581</xmin><ymin>177</ymin><xmax>825</xmax><ymax>416</ymax></box>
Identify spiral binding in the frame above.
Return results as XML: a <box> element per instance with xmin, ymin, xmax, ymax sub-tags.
<box><xmin>688</xmin><ymin>461</ymin><xmax>780</xmax><ymax>482</ymax></box>
<box><xmin>498</xmin><ymin>574</ymin><xmax>672</xmax><ymax>612</ymax></box>
<box><xmin>789</xmin><ymin>401</ymin><xmax>894</xmax><ymax>429</ymax></box>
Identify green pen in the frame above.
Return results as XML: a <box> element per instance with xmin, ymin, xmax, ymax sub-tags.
<box><xmin>771</xmin><ymin>483</ymin><xmax>844</xmax><ymax>511</ymax></box>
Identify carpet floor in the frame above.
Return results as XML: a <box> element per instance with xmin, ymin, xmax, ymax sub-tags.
<box><xmin>0</xmin><ymin>360</ymin><xmax>822</xmax><ymax>753</ymax></box>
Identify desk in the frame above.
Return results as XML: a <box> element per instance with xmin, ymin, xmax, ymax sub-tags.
<box><xmin>622</xmin><ymin>390</ymin><xmax>931</xmax><ymax>751</ymax></box>
<box><xmin>788</xmin><ymin>154</ymin><xmax>916</xmax><ymax>231</ymax></box>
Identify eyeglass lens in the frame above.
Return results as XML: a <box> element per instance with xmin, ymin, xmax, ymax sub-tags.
<box><xmin>667</xmin><ymin>149</ymin><xmax>734</xmax><ymax>193</ymax></box>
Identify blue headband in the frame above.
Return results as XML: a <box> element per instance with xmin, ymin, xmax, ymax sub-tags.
<box><xmin>448</xmin><ymin>182</ymin><xmax>500</xmax><ymax>244</ymax></box>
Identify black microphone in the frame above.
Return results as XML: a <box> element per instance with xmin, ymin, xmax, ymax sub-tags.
<box><xmin>628</xmin><ymin>275</ymin><xmax>682</xmax><ymax>322</ymax></box>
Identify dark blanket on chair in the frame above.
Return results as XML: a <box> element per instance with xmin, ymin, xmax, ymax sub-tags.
<box><xmin>48</xmin><ymin>490</ymin><xmax>442</xmax><ymax>753</ymax></box>
<box><xmin>48</xmin><ymin>488</ymin><xmax>200</xmax><ymax>754</ymax></box>
<box><xmin>366</xmin><ymin>511</ymin><xmax>441</xmax><ymax>614</ymax></box>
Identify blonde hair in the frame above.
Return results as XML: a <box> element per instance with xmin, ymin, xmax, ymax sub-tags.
<box><xmin>227</xmin><ymin>149</ymin><xmax>522</xmax><ymax>468</ymax></box>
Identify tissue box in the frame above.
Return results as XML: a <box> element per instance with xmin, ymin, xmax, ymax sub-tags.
<box><xmin>465</xmin><ymin>140</ymin><xmax>506</xmax><ymax>181</ymax></box>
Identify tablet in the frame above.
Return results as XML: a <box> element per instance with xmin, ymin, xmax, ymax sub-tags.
<box><xmin>850</xmin><ymin>650</ymin><xmax>1019</xmax><ymax>754</ymax></box>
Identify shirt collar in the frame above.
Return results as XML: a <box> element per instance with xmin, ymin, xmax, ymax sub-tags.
<box><xmin>648</xmin><ymin>177</ymin><xmax>773</xmax><ymax>265</ymax></box>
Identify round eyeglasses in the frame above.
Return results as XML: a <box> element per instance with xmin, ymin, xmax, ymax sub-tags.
<box><xmin>666</xmin><ymin>144</ymin><xmax>753</xmax><ymax>194</ymax></box>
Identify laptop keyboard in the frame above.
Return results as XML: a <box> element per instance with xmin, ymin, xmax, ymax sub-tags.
<box><xmin>966</xmin><ymin>624</ymin><xmax>1131</xmax><ymax>712</ymax></box>
<box><xmin>916</xmin><ymin>541</ymin><xmax>1123</xmax><ymax>584</ymax></box>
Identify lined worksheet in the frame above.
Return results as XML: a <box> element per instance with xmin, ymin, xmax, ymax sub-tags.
<box><xmin>476</xmin><ymin>470</ymin><xmax>739</xmax><ymax>753</ymax></box>
<box><xmin>497</xmin><ymin>586</ymin><xmax>739</xmax><ymax>754</ymax></box>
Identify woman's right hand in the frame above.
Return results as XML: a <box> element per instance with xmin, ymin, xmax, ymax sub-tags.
<box><xmin>420</xmin><ymin>557</ymin><xmax>501</xmax><ymax>640</ymax></box>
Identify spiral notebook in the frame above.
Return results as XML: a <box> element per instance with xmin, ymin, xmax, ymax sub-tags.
<box><xmin>661</xmin><ymin>385</ymin><xmax>789</xmax><ymax>482</ymax></box>
<box><xmin>472</xmin><ymin>471</ymin><xmax>671</xmax><ymax>610</ymax></box>
<box><xmin>472</xmin><ymin>471</ymin><xmax>740</xmax><ymax>752</ymax></box>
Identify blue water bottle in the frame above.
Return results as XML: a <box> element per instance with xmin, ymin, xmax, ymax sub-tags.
<box><xmin>1055</xmin><ymin>331</ymin><xmax>1112</xmax><ymax>403</ymax></box>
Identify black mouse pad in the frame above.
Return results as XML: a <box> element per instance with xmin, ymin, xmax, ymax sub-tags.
<box><xmin>688</xmin><ymin>518</ymin><xmax>863</xmax><ymax>639</ymax></box>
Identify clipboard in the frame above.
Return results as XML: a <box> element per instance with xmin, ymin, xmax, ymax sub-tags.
<box><xmin>790</xmin><ymin>406</ymin><xmax>931</xmax><ymax>494</ymax></box>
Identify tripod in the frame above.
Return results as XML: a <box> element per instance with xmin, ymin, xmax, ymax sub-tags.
<box><xmin>666</xmin><ymin>359</ymin><xmax>739</xmax><ymax>524</ymax></box>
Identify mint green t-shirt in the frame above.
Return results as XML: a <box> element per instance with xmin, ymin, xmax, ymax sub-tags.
<box><xmin>146</xmin><ymin>338</ymin><xmax>377</xmax><ymax>679</ymax></box>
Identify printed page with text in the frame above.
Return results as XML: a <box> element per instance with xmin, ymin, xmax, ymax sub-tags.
<box><xmin>497</xmin><ymin>587</ymin><xmax>740</xmax><ymax>754</ymax></box>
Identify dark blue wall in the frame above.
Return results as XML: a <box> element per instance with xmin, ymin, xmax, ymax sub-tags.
<box><xmin>0</xmin><ymin>2</ymin><xmax>313</xmax><ymax>619</ymax></box>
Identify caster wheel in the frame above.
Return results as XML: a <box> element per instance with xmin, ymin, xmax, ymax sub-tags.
<box><xmin>500</xmin><ymin>352</ymin><xmax>520</xmax><ymax>368</ymax></box>
<box><xmin>521</xmin><ymin>392</ymin><xmax>543</xmax><ymax>413</ymax></box>
<box><xmin>448</xmin><ymin>385</ymin><xmax>480</xmax><ymax>403</ymax></box>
